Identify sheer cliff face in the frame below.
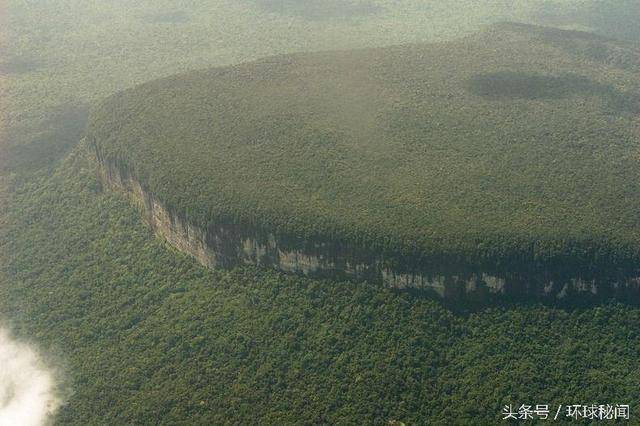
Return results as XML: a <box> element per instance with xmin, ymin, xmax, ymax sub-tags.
<box><xmin>94</xmin><ymin>149</ymin><xmax>640</xmax><ymax>303</ymax></box>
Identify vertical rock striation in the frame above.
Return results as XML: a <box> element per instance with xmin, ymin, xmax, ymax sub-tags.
<box><xmin>94</xmin><ymin>148</ymin><xmax>640</xmax><ymax>303</ymax></box>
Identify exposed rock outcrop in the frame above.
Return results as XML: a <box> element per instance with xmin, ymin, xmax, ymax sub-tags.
<box><xmin>95</xmin><ymin>149</ymin><xmax>640</xmax><ymax>303</ymax></box>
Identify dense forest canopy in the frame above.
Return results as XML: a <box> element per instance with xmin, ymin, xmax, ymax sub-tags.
<box><xmin>2</xmin><ymin>1</ymin><xmax>640</xmax><ymax>424</ymax></box>
<box><xmin>91</xmin><ymin>23</ymin><xmax>640</xmax><ymax>273</ymax></box>
<box><xmin>2</xmin><ymin>146</ymin><xmax>640</xmax><ymax>424</ymax></box>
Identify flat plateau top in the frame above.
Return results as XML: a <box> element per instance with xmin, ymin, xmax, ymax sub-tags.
<box><xmin>90</xmin><ymin>23</ymin><xmax>640</xmax><ymax>268</ymax></box>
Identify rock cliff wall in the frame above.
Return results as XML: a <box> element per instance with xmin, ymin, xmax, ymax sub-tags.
<box><xmin>94</xmin><ymin>148</ymin><xmax>640</xmax><ymax>303</ymax></box>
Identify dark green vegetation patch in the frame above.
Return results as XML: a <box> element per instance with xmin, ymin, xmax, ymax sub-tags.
<box><xmin>90</xmin><ymin>23</ymin><xmax>640</xmax><ymax>275</ymax></box>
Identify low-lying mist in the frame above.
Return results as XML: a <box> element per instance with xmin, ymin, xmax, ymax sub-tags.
<box><xmin>0</xmin><ymin>328</ymin><xmax>61</xmax><ymax>426</ymax></box>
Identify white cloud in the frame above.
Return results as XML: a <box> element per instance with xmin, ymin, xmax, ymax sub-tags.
<box><xmin>0</xmin><ymin>328</ymin><xmax>61</xmax><ymax>426</ymax></box>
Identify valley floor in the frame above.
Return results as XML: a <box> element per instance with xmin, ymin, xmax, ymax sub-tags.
<box><xmin>1</xmin><ymin>146</ymin><xmax>640</xmax><ymax>424</ymax></box>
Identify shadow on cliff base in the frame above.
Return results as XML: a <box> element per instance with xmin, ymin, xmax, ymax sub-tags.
<box><xmin>399</xmin><ymin>280</ymin><xmax>640</xmax><ymax>314</ymax></box>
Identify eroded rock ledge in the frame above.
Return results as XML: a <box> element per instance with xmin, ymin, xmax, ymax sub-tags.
<box><xmin>94</xmin><ymin>149</ymin><xmax>640</xmax><ymax>303</ymax></box>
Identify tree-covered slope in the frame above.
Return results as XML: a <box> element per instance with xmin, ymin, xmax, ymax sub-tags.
<box><xmin>2</xmin><ymin>144</ymin><xmax>640</xmax><ymax>424</ymax></box>
<box><xmin>0</xmin><ymin>0</ymin><xmax>566</xmax><ymax>178</ymax></box>
<box><xmin>4</xmin><ymin>3</ymin><xmax>640</xmax><ymax>425</ymax></box>
<box><xmin>89</xmin><ymin>23</ymin><xmax>640</xmax><ymax>273</ymax></box>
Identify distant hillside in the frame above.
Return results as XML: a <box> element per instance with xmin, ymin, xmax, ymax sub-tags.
<box><xmin>89</xmin><ymin>23</ymin><xmax>640</xmax><ymax>286</ymax></box>
<box><xmin>534</xmin><ymin>0</ymin><xmax>640</xmax><ymax>44</ymax></box>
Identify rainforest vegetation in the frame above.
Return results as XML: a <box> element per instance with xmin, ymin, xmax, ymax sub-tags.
<box><xmin>90</xmin><ymin>23</ymin><xmax>640</xmax><ymax>275</ymax></box>
<box><xmin>2</xmin><ymin>1</ymin><xmax>640</xmax><ymax>424</ymax></box>
<box><xmin>2</xmin><ymin>146</ymin><xmax>640</xmax><ymax>424</ymax></box>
